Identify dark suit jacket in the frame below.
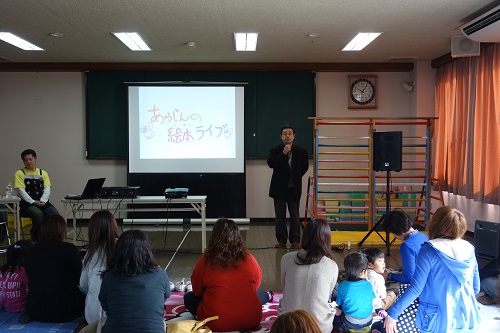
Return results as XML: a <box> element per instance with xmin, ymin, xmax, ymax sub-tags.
<box><xmin>267</xmin><ymin>143</ymin><xmax>309</xmax><ymax>201</ymax></box>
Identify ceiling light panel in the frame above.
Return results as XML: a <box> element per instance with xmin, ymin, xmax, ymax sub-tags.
<box><xmin>342</xmin><ymin>32</ymin><xmax>382</xmax><ymax>51</ymax></box>
<box><xmin>0</xmin><ymin>32</ymin><xmax>44</xmax><ymax>51</ymax></box>
<box><xmin>234</xmin><ymin>33</ymin><xmax>258</xmax><ymax>51</ymax></box>
<box><xmin>112</xmin><ymin>32</ymin><xmax>151</xmax><ymax>51</ymax></box>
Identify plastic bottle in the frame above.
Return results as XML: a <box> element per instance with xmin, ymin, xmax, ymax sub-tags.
<box><xmin>5</xmin><ymin>182</ymin><xmax>13</xmax><ymax>198</ymax></box>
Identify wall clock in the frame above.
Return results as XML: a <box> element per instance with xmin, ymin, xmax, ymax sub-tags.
<box><xmin>348</xmin><ymin>75</ymin><xmax>378</xmax><ymax>109</ymax></box>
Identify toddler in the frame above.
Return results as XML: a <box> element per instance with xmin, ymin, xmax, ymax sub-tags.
<box><xmin>0</xmin><ymin>240</ymin><xmax>33</xmax><ymax>312</ymax></box>
<box><xmin>333</xmin><ymin>251</ymin><xmax>375</xmax><ymax>331</ymax></box>
<box><xmin>363</xmin><ymin>248</ymin><xmax>397</xmax><ymax>311</ymax></box>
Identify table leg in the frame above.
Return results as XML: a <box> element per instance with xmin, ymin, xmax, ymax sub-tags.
<box><xmin>201</xmin><ymin>201</ymin><xmax>206</xmax><ymax>252</ymax></box>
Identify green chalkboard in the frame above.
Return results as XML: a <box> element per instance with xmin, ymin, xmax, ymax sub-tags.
<box><xmin>86</xmin><ymin>71</ymin><xmax>314</xmax><ymax>158</ymax></box>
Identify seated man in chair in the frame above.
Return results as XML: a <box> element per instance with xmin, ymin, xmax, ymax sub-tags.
<box><xmin>14</xmin><ymin>149</ymin><xmax>58</xmax><ymax>241</ymax></box>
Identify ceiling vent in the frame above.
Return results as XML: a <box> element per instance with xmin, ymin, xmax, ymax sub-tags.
<box><xmin>460</xmin><ymin>5</ymin><xmax>500</xmax><ymax>42</ymax></box>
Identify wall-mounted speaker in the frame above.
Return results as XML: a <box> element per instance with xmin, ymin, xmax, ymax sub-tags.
<box><xmin>474</xmin><ymin>220</ymin><xmax>500</xmax><ymax>259</ymax></box>
<box><xmin>373</xmin><ymin>131</ymin><xmax>402</xmax><ymax>172</ymax></box>
<box><xmin>451</xmin><ymin>36</ymin><xmax>480</xmax><ymax>58</ymax></box>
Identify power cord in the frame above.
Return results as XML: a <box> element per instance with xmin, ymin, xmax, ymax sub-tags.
<box><xmin>332</xmin><ymin>243</ymin><xmax>346</xmax><ymax>252</ymax></box>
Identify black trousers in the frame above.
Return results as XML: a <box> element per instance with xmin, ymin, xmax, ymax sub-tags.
<box><xmin>273</xmin><ymin>188</ymin><xmax>300</xmax><ymax>244</ymax></box>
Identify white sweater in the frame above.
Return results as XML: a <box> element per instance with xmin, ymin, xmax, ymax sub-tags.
<box><xmin>366</xmin><ymin>268</ymin><xmax>387</xmax><ymax>309</ymax></box>
<box><xmin>79</xmin><ymin>251</ymin><xmax>107</xmax><ymax>323</ymax></box>
<box><xmin>279</xmin><ymin>249</ymin><xmax>339</xmax><ymax>333</ymax></box>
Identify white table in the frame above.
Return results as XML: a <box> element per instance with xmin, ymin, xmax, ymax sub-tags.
<box><xmin>0</xmin><ymin>196</ymin><xmax>21</xmax><ymax>241</ymax></box>
<box><xmin>62</xmin><ymin>195</ymin><xmax>208</xmax><ymax>251</ymax></box>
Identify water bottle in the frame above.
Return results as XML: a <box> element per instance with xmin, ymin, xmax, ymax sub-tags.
<box><xmin>5</xmin><ymin>182</ymin><xmax>13</xmax><ymax>198</ymax></box>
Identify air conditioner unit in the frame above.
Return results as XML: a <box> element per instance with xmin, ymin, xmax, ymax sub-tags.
<box><xmin>460</xmin><ymin>5</ymin><xmax>500</xmax><ymax>42</ymax></box>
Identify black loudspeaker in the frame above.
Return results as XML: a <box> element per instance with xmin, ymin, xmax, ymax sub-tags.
<box><xmin>474</xmin><ymin>220</ymin><xmax>500</xmax><ymax>259</ymax></box>
<box><xmin>373</xmin><ymin>131</ymin><xmax>402</xmax><ymax>172</ymax></box>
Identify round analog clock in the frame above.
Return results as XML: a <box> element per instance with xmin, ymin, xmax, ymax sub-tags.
<box><xmin>348</xmin><ymin>75</ymin><xmax>378</xmax><ymax>109</ymax></box>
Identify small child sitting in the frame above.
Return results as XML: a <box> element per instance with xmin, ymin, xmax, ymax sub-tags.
<box><xmin>333</xmin><ymin>251</ymin><xmax>376</xmax><ymax>331</ymax></box>
<box><xmin>0</xmin><ymin>240</ymin><xmax>33</xmax><ymax>312</ymax></box>
<box><xmin>363</xmin><ymin>248</ymin><xmax>397</xmax><ymax>311</ymax></box>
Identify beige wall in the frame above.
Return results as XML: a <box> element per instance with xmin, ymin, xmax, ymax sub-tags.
<box><xmin>1</xmin><ymin>68</ymin><xmax>498</xmax><ymax>229</ymax></box>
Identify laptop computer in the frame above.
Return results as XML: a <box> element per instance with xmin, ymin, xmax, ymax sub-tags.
<box><xmin>64</xmin><ymin>178</ymin><xmax>106</xmax><ymax>200</ymax></box>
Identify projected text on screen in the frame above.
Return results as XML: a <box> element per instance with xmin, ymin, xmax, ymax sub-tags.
<box><xmin>139</xmin><ymin>87</ymin><xmax>236</xmax><ymax>159</ymax></box>
<box><xmin>128</xmin><ymin>85</ymin><xmax>245</xmax><ymax>173</ymax></box>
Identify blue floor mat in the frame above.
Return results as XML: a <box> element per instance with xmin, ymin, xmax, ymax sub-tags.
<box><xmin>0</xmin><ymin>311</ymin><xmax>78</xmax><ymax>333</ymax></box>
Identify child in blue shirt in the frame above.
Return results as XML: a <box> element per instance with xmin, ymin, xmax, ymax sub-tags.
<box><xmin>334</xmin><ymin>251</ymin><xmax>376</xmax><ymax>331</ymax></box>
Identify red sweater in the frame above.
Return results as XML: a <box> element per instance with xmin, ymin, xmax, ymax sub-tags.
<box><xmin>191</xmin><ymin>253</ymin><xmax>263</xmax><ymax>332</ymax></box>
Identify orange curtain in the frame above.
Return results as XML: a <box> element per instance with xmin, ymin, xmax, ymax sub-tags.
<box><xmin>434</xmin><ymin>43</ymin><xmax>500</xmax><ymax>205</ymax></box>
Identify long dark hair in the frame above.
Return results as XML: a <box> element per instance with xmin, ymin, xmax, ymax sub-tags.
<box><xmin>295</xmin><ymin>218</ymin><xmax>332</xmax><ymax>265</ymax></box>
<box><xmin>0</xmin><ymin>240</ymin><xmax>34</xmax><ymax>276</ymax></box>
<box><xmin>83</xmin><ymin>210</ymin><xmax>119</xmax><ymax>268</ymax></box>
<box><xmin>106</xmin><ymin>230</ymin><xmax>157</xmax><ymax>276</ymax></box>
<box><xmin>204</xmin><ymin>218</ymin><xmax>247</xmax><ymax>269</ymax></box>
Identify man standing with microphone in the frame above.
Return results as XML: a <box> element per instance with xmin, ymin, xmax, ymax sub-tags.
<box><xmin>267</xmin><ymin>125</ymin><xmax>309</xmax><ymax>249</ymax></box>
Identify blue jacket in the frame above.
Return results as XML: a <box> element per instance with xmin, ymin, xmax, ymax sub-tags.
<box><xmin>388</xmin><ymin>241</ymin><xmax>481</xmax><ymax>333</ymax></box>
<box><xmin>391</xmin><ymin>231</ymin><xmax>428</xmax><ymax>284</ymax></box>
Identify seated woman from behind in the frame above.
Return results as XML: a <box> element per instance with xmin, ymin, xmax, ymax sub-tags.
<box><xmin>23</xmin><ymin>214</ymin><xmax>85</xmax><ymax>323</ymax></box>
<box><xmin>98</xmin><ymin>230</ymin><xmax>170</xmax><ymax>333</ymax></box>
<box><xmin>80</xmin><ymin>210</ymin><xmax>119</xmax><ymax>324</ymax></box>
<box><xmin>279</xmin><ymin>218</ymin><xmax>339</xmax><ymax>333</ymax></box>
<box><xmin>184</xmin><ymin>218</ymin><xmax>266</xmax><ymax>332</ymax></box>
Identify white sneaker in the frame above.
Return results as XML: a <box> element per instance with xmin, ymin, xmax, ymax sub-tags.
<box><xmin>175</xmin><ymin>278</ymin><xmax>186</xmax><ymax>292</ymax></box>
<box><xmin>185</xmin><ymin>281</ymin><xmax>193</xmax><ymax>292</ymax></box>
<box><xmin>169</xmin><ymin>281</ymin><xmax>175</xmax><ymax>292</ymax></box>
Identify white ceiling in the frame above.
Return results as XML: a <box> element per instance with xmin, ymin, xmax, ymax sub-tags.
<box><xmin>0</xmin><ymin>0</ymin><xmax>499</xmax><ymax>65</ymax></box>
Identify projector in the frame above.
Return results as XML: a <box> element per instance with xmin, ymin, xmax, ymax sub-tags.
<box><xmin>165</xmin><ymin>188</ymin><xmax>189</xmax><ymax>199</ymax></box>
<box><xmin>100</xmin><ymin>186</ymin><xmax>140</xmax><ymax>199</ymax></box>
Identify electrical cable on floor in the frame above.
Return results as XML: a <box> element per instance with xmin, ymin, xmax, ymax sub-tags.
<box><xmin>332</xmin><ymin>243</ymin><xmax>346</xmax><ymax>252</ymax></box>
<box><xmin>164</xmin><ymin>229</ymin><xmax>191</xmax><ymax>271</ymax></box>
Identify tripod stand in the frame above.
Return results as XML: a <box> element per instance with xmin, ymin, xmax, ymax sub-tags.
<box><xmin>358</xmin><ymin>170</ymin><xmax>393</xmax><ymax>255</ymax></box>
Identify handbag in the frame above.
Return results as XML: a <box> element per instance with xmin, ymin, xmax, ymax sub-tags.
<box><xmin>166</xmin><ymin>315</ymin><xmax>219</xmax><ymax>333</ymax></box>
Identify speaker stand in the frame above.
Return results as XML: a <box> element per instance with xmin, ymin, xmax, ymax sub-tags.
<box><xmin>358</xmin><ymin>170</ymin><xmax>393</xmax><ymax>256</ymax></box>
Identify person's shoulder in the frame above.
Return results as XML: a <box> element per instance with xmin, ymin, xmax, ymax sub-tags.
<box><xmin>321</xmin><ymin>255</ymin><xmax>339</xmax><ymax>268</ymax></box>
<box><xmin>366</xmin><ymin>268</ymin><xmax>378</xmax><ymax>278</ymax></box>
<box><xmin>280</xmin><ymin>252</ymin><xmax>298</xmax><ymax>268</ymax></box>
<box><xmin>246</xmin><ymin>252</ymin><xmax>259</xmax><ymax>262</ymax></box>
<box><xmin>270</xmin><ymin>143</ymin><xmax>283</xmax><ymax>151</ymax></box>
<box><xmin>60</xmin><ymin>241</ymin><xmax>80</xmax><ymax>252</ymax></box>
<box><xmin>293</xmin><ymin>144</ymin><xmax>307</xmax><ymax>152</ymax></box>
<box><xmin>293</xmin><ymin>145</ymin><xmax>309</xmax><ymax>157</ymax></box>
<box><xmin>150</xmin><ymin>266</ymin><xmax>167</xmax><ymax>277</ymax></box>
<box><xmin>281</xmin><ymin>251</ymin><xmax>297</xmax><ymax>262</ymax></box>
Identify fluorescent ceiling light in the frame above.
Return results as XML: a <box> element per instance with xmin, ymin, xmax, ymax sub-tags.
<box><xmin>234</xmin><ymin>33</ymin><xmax>258</xmax><ymax>51</ymax></box>
<box><xmin>0</xmin><ymin>32</ymin><xmax>43</xmax><ymax>50</ymax></box>
<box><xmin>112</xmin><ymin>32</ymin><xmax>151</xmax><ymax>51</ymax></box>
<box><xmin>342</xmin><ymin>32</ymin><xmax>382</xmax><ymax>51</ymax></box>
